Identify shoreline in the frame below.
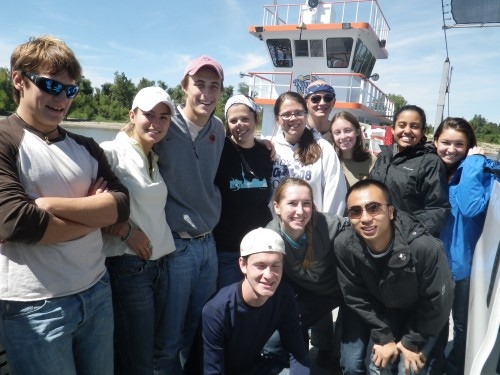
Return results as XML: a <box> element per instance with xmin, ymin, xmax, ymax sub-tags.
<box><xmin>62</xmin><ymin>119</ymin><xmax>123</xmax><ymax>130</ymax></box>
<box><xmin>476</xmin><ymin>142</ymin><xmax>500</xmax><ymax>159</ymax></box>
<box><xmin>2</xmin><ymin>116</ymin><xmax>499</xmax><ymax>158</ymax></box>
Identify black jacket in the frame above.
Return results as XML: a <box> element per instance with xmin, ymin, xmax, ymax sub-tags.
<box><xmin>370</xmin><ymin>143</ymin><xmax>450</xmax><ymax>236</ymax></box>
<box><xmin>334</xmin><ymin>210</ymin><xmax>454</xmax><ymax>352</ymax></box>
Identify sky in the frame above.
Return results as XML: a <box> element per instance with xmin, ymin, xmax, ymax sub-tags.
<box><xmin>1</xmin><ymin>0</ymin><xmax>499</xmax><ymax>126</ymax></box>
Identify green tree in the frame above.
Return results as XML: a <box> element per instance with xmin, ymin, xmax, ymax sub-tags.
<box><xmin>216</xmin><ymin>85</ymin><xmax>234</xmax><ymax>121</ymax></box>
<box><xmin>470</xmin><ymin>114</ymin><xmax>487</xmax><ymax>135</ymax></box>
<box><xmin>238</xmin><ymin>82</ymin><xmax>250</xmax><ymax>96</ymax></box>
<box><xmin>387</xmin><ymin>93</ymin><xmax>407</xmax><ymax>112</ymax></box>
<box><xmin>482</xmin><ymin>122</ymin><xmax>498</xmax><ymax>135</ymax></box>
<box><xmin>157</xmin><ymin>80</ymin><xmax>168</xmax><ymax>91</ymax></box>
<box><xmin>468</xmin><ymin>115</ymin><xmax>500</xmax><ymax>144</ymax></box>
<box><xmin>94</xmin><ymin>73</ymin><xmax>134</xmax><ymax>122</ymax></box>
<box><xmin>100</xmin><ymin>83</ymin><xmax>113</xmax><ymax>97</ymax></box>
<box><xmin>0</xmin><ymin>67</ymin><xmax>16</xmax><ymax>113</ymax></box>
<box><xmin>67</xmin><ymin>77</ymin><xmax>97</xmax><ymax>119</ymax></box>
<box><xmin>137</xmin><ymin>78</ymin><xmax>156</xmax><ymax>91</ymax></box>
<box><xmin>111</xmin><ymin>72</ymin><xmax>136</xmax><ymax>109</ymax></box>
<box><xmin>95</xmin><ymin>93</ymin><xmax>128</xmax><ymax>122</ymax></box>
<box><xmin>167</xmin><ymin>85</ymin><xmax>184</xmax><ymax>106</ymax></box>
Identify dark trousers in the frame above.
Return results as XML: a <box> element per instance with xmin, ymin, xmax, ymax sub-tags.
<box><xmin>262</xmin><ymin>282</ymin><xmax>344</xmax><ymax>363</ymax></box>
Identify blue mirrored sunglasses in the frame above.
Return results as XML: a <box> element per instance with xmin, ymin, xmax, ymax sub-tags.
<box><xmin>23</xmin><ymin>72</ymin><xmax>80</xmax><ymax>99</ymax></box>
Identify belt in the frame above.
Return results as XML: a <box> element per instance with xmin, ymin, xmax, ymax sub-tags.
<box><xmin>173</xmin><ymin>232</ymin><xmax>210</xmax><ymax>241</ymax></box>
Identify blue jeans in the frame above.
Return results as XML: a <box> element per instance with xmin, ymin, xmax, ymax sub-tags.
<box><xmin>156</xmin><ymin>234</ymin><xmax>217</xmax><ymax>375</ymax></box>
<box><xmin>340</xmin><ymin>307</ymin><xmax>371</xmax><ymax>374</ymax></box>
<box><xmin>368</xmin><ymin>337</ymin><xmax>437</xmax><ymax>375</ymax></box>
<box><xmin>216</xmin><ymin>251</ymin><xmax>243</xmax><ymax>290</ymax></box>
<box><xmin>0</xmin><ymin>272</ymin><xmax>113</xmax><ymax>375</ymax></box>
<box><xmin>106</xmin><ymin>254</ymin><xmax>169</xmax><ymax>375</ymax></box>
<box><xmin>446</xmin><ymin>278</ymin><xmax>470</xmax><ymax>375</ymax></box>
<box><xmin>341</xmin><ymin>308</ymin><xmax>438</xmax><ymax>375</ymax></box>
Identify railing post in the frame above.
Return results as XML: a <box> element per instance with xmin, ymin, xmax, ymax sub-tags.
<box><xmin>359</xmin><ymin>77</ymin><xmax>365</xmax><ymax>105</ymax></box>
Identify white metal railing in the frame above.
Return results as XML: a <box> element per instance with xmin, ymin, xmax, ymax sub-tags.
<box><xmin>244</xmin><ymin>71</ymin><xmax>394</xmax><ymax>119</ymax></box>
<box><xmin>261</xmin><ymin>0</ymin><xmax>390</xmax><ymax>46</ymax></box>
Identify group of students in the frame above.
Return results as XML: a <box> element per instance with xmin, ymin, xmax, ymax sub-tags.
<box><xmin>0</xmin><ymin>34</ymin><xmax>498</xmax><ymax>375</ymax></box>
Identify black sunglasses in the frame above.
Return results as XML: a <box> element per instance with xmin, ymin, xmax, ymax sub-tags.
<box><xmin>347</xmin><ymin>202</ymin><xmax>388</xmax><ymax>219</ymax></box>
<box><xmin>23</xmin><ymin>72</ymin><xmax>80</xmax><ymax>99</ymax></box>
<box><xmin>309</xmin><ymin>94</ymin><xmax>335</xmax><ymax>104</ymax></box>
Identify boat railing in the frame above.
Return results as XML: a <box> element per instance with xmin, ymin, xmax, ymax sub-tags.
<box><xmin>245</xmin><ymin>71</ymin><xmax>293</xmax><ymax>101</ymax></box>
<box><xmin>245</xmin><ymin>71</ymin><xmax>393</xmax><ymax>119</ymax></box>
<box><xmin>261</xmin><ymin>1</ymin><xmax>389</xmax><ymax>44</ymax></box>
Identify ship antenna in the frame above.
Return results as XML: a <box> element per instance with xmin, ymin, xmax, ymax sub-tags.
<box><xmin>434</xmin><ymin>0</ymin><xmax>453</xmax><ymax>128</ymax></box>
<box><xmin>441</xmin><ymin>0</ymin><xmax>451</xmax><ymax>60</ymax></box>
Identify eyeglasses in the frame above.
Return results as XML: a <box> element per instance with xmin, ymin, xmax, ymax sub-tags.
<box><xmin>279</xmin><ymin>111</ymin><xmax>306</xmax><ymax>120</ymax></box>
<box><xmin>332</xmin><ymin>128</ymin><xmax>355</xmax><ymax>136</ymax></box>
<box><xmin>309</xmin><ymin>94</ymin><xmax>335</xmax><ymax>104</ymax></box>
<box><xmin>347</xmin><ymin>201</ymin><xmax>388</xmax><ymax>219</ymax></box>
<box><xmin>23</xmin><ymin>72</ymin><xmax>80</xmax><ymax>99</ymax></box>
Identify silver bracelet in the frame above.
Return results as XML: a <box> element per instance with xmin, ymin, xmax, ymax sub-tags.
<box><xmin>121</xmin><ymin>222</ymin><xmax>133</xmax><ymax>242</ymax></box>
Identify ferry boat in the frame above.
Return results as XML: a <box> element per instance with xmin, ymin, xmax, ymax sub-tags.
<box><xmin>241</xmin><ymin>0</ymin><xmax>395</xmax><ymax>138</ymax></box>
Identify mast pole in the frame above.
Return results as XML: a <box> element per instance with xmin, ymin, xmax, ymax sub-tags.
<box><xmin>434</xmin><ymin>57</ymin><xmax>450</xmax><ymax>131</ymax></box>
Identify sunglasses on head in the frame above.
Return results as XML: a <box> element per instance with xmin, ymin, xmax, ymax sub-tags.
<box><xmin>347</xmin><ymin>201</ymin><xmax>387</xmax><ymax>219</ymax></box>
<box><xmin>23</xmin><ymin>72</ymin><xmax>80</xmax><ymax>99</ymax></box>
<box><xmin>309</xmin><ymin>94</ymin><xmax>335</xmax><ymax>104</ymax></box>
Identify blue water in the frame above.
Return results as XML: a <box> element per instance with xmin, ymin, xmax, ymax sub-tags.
<box><xmin>62</xmin><ymin>125</ymin><xmax>119</xmax><ymax>144</ymax></box>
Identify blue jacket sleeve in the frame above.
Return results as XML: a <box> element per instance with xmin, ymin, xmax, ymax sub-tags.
<box><xmin>454</xmin><ymin>155</ymin><xmax>497</xmax><ymax>218</ymax></box>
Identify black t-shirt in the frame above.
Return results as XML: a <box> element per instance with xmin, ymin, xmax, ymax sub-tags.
<box><xmin>213</xmin><ymin>137</ymin><xmax>273</xmax><ymax>252</ymax></box>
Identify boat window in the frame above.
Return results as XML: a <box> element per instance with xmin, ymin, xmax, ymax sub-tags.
<box><xmin>352</xmin><ymin>39</ymin><xmax>376</xmax><ymax>77</ymax></box>
<box><xmin>267</xmin><ymin>39</ymin><xmax>293</xmax><ymax>68</ymax></box>
<box><xmin>294</xmin><ymin>40</ymin><xmax>309</xmax><ymax>57</ymax></box>
<box><xmin>326</xmin><ymin>37</ymin><xmax>353</xmax><ymax>68</ymax></box>
<box><xmin>309</xmin><ymin>40</ymin><xmax>324</xmax><ymax>57</ymax></box>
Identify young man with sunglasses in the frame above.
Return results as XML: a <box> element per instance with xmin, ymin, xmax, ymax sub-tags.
<box><xmin>334</xmin><ymin>179</ymin><xmax>453</xmax><ymax>375</ymax></box>
<box><xmin>0</xmin><ymin>36</ymin><xmax>130</xmax><ymax>374</ymax></box>
<box><xmin>304</xmin><ymin>80</ymin><xmax>336</xmax><ymax>143</ymax></box>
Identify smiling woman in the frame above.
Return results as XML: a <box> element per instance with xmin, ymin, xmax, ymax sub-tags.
<box><xmin>99</xmin><ymin>86</ymin><xmax>176</xmax><ymax>374</ymax></box>
<box><xmin>331</xmin><ymin>111</ymin><xmax>376</xmax><ymax>188</ymax></box>
<box><xmin>433</xmin><ymin>117</ymin><xmax>500</xmax><ymax>375</ymax></box>
<box><xmin>370</xmin><ymin>104</ymin><xmax>450</xmax><ymax>237</ymax></box>
<box><xmin>264</xmin><ymin>177</ymin><xmax>349</xmax><ymax>366</ymax></box>
<box><xmin>270</xmin><ymin>91</ymin><xmax>347</xmax><ymax>216</ymax></box>
<box><xmin>213</xmin><ymin>95</ymin><xmax>273</xmax><ymax>289</ymax></box>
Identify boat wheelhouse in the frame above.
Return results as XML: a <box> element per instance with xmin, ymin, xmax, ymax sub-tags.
<box><xmin>242</xmin><ymin>0</ymin><xmax>394</xmax><ymax>137</ymax></box>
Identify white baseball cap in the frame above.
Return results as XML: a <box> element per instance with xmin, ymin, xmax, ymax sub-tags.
<box><xmin>131</xmin><ymin>86</ymin><xmax>175</xmax><ymax>115</ymax></box>
<box><xmin>240</xmin><ymin>228</ymin><xmax>286</xmax><ymax>257</ymax></box>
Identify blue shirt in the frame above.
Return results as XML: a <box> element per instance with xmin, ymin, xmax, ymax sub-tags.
<box><xmin>202</xmin><ymin>281</ymin><xmax>310</xmax><ymax>374</ymax></box>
